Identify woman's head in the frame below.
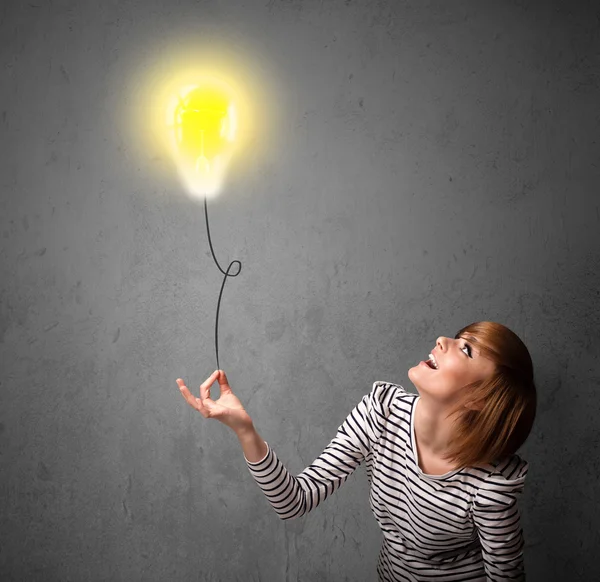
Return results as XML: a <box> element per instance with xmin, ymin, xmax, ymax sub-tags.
<box><xmin>408</xmin><ymin>321</ymin><xmax>537</xmax><ymax>468</ymax></box>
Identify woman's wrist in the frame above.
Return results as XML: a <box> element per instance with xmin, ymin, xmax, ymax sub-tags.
<box><xmin>236</xmin><ymin>424</ymin><xmax>268</xmax><ymax>463</ymax></box>
<box><xmin>234</xmin><ymin>421</ymin><xmax>255</xmax><ymax>438</ymax></box>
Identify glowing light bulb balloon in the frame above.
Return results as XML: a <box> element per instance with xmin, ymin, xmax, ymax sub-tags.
<box><xmin>166</xmin><ymin>79</ymin><xmax>238</xmax><ymax>198</ymax></box>
<box><xmin>127</xmin><ymin>56</ymin><xmax>274</xmax><ymax>375</ymax></box>
<box><xmin>165</xmin><ymin>76</ymin><xmax>243</xmax><ymax>372</ymax></box>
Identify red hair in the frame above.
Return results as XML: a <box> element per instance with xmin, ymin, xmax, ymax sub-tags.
<box><xmin>440</xmin><ymin>321</ymin><xmax>537</xmax><ymax>469</ymax></box>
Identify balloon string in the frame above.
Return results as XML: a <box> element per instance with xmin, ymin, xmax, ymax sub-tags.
<box><xmin>204</xmin><ymin>195</ymin><xmax>242</xmax><ymax>372</ymax></box>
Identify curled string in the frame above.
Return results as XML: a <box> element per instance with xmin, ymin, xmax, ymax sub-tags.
<box><xmin>204</xmin><ymin>195</ymin><xmax>242</xmax><ymax>372</ymax></box>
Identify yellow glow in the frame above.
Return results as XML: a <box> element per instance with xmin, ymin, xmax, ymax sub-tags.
<box><xmin>166</xmin><ymin>77</ymin><xmax>239</xmax><ymax>196</ymax></box>
<box><xmin>119</xmin><ymin>37</ymin><xmax>281</xmax><ymax>202</ymax></box>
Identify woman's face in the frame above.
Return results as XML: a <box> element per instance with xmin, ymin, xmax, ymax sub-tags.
<box><xmin>408</xmin><ymin>335</ymin><xmax>496</xmax><ymax>406</ymax></box>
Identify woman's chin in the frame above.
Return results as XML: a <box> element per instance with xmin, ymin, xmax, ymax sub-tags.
<box><xmin>408</xmin><ymin>364</ymin><xmax>425</xmax><ymax>378</ymax></box>
<box><xmin>407</xmin><ymin>371</ymin><xmax>423</xmax><ymax>390</ymax></box>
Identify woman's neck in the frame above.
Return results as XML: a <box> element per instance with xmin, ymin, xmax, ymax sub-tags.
<box><xmin>414</xmin><ymin>395</ymin><xmax>456</xmax><ymax>457</ymax></box>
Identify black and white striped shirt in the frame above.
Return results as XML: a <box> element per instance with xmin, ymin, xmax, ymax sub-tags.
<box><xmin>245</xmin><ymin>381</ymin><xmax>528</xmax><ymax>581</ymax></box>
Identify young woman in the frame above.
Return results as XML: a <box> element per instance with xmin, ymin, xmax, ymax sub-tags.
<box><xmin>177</xmin><ymin>320</ymin><xmax>537</xmax><ymax>581</ymax></box>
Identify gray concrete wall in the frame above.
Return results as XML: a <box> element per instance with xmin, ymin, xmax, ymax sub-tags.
<box><xmin>1</xmin><ymin>0</ymin><xmax>598</xmax><ymax>580</ymax></box>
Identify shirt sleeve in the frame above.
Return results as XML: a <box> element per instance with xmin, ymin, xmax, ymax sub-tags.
<box><xmin>244</xmin><ymin>380</ymin><xmax>400</xmax><ymax>520</ymax></box>
<box><xmin>473</xmin><ymin>455</ymin><xmax>529</xmax><ymax>581</ymax></box>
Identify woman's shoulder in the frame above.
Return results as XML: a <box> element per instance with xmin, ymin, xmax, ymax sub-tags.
<box><xmin>487</xmin><ymin>453</ymin><xmax>529</xmax><ymax>481</ymax></box>
<box><xmin>475</xmin><ymin>453</ymin><xmax>529</xmax><ymax>499</ymax></box>
<box><xmin>371</xmin><ymin>380</ymin><xmax>415</xmax><ymax>397</ymax></box>
<box><xmin>369</xmin><ymin>380</ymin><xmax>417</xmax><ymax>414</ymax></box>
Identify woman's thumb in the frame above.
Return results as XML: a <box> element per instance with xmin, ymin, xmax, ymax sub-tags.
<box><xmin>199</xmin><ymin>397</ymin><xmax>231</xmax><ymax>425</ymax></box>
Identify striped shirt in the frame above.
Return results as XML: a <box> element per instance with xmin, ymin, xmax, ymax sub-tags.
<box><xmin>244</xmin><ymin>381</ymin><xmax>528</xmax><ymax>581</ymax></box>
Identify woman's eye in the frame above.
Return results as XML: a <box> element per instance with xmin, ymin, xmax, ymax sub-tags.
<box><xmin>461</xmin><ymin>344</ymin><xmax>472</xmax><ymax>357</ymax></box>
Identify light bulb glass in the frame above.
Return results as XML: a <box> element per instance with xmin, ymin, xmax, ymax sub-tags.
<box><xmin>166</xmin><ymin>77</ymin><xmax>238</xmax><ymax>198</ymax></box>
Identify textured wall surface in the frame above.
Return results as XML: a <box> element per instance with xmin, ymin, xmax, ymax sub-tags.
<box><xmin>1</xmin><ymin>0</ymin><xmax>599</xmax><ymax>580</ymax></box>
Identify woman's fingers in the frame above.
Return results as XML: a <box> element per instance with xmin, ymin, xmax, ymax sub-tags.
<box><xmin>200</xmin><ymin>369</ymin><xmax>221</xmax><ymax>400</ymax></box>
<box><xmin>177</xmin><ymin>379</ymin><xmax>197</xmax><ymax>408</ymax></box>
<box><xmin>177</xmin><ymin>379</ymin><xmax>208</xmax><ymax>416</ymax></box>
<box><xmin>177</xmin><ymin>370</ymin><xmax>231</xmax><ymax>418</ymax></box>
<box><xmin>217</xmin><ymin>370</ymin><xmax>232</xmax><ymax>394</ymax></box>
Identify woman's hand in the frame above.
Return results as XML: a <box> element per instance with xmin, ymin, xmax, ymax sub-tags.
<box><xmin>176</xmin><ymin>370</ymin><xmax>254</xmax><ymax>434</ymax></box>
